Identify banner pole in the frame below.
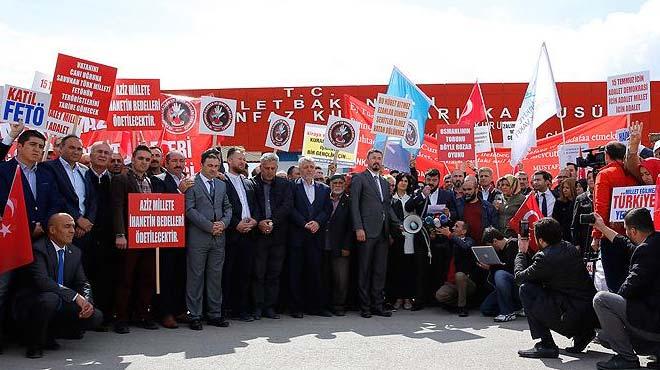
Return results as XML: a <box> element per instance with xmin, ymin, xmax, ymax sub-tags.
<box><xmin>42</xmin><ymin>133</ymin><xmax>51</xmax><ymax>162</ymax></box>
<box><xmin>559</xmin><ymin>114</ymin><xmax>567</xmax><ymax>146</ymax></box>
<box><xmin>156</xmin><ymin>247</ymin><xmax>160</xmax><ymax>295</ymax></box>
<box><xmin>212</xmin><ymin>134</ymin><xmax>218</xmax><ymax>147</ymax></box>
<box><xmin>476</xmin><ymin>81</ymin><xmax>500</xmax><ymax>179</ymax></box>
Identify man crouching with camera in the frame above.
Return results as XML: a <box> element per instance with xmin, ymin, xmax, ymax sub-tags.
<box><xmin>514</xmin><ymin>218</ymin><xmax>599</xmax><ymax>359</ymax></box>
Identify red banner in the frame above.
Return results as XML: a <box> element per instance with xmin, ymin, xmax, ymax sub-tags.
<box><xmin>437</xmin><ymin>123</ymin><xmax>475</xmax><ymax>161</ymax></box>
<box><xmin>656</xmin><ymin>175</ymin><xmax>660</xmax><ymax>231</ymax></box>
<box><xmin>106</xmin><ymin>79</ymin><xmax>162</xmax><ymax>131</ymax></box>
<box><xmin>128</xmin><ymin>193</ymin><xmax>185</xmax><ymax>249</ymax></box>
<box><xmin>50</xmin><ymin>53</ymin><xmax>117</xmax><ymax>121</ymax></box>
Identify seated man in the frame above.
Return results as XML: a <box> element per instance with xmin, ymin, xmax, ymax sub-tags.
<box><xmin>12</xmin><ymin>213</ymin><xmax>103</xmax><ymax>358</ymax></box>
<box><xmin>515</xmin><ymin>218</ymin><xmax>598</xmax><ymax>359</ymax></box>
<box><xmin>479</xmin><ymin>227</ymin><xmax>522</xmax><ymax>323</ymax></box>
<box><xmin>435</xmin><ymin>221</ymin><xmax>477</xmax><ymax>317</ymax></box>
<box><xmin>591</xmin><ymin>209</ymin><xmax>660</xmax><ymax>370</ymax></box>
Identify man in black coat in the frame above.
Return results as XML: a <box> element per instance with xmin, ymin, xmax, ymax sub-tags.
<box><xmin>251</xmin><ymin>152</ymin><xmax>292</xmax><ymax>320</ymax></box>
<box><xmin>592</xmin><ymin>209</ymin><xmax>660</xmax><ymax>370</ymax></box>
<box><xmin>515</xmin><ymin>218</ymin><xmax>598</xmax><ymax>359</ymax></box>
<box><xmin>13</xmin><ymin>213</ymin><xmax>103</xmax><ymax>358</ymax></box>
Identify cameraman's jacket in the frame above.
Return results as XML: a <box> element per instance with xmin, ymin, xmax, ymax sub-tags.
<box><xmin>592</xmin><ymin>161</ymin><xmax>638</xmax><ymax>239</ymax></box>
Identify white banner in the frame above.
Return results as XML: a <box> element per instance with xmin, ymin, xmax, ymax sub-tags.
<box><xmin>609</xmin><ymin>185</ymin><xmax>655</xmax><ymax>222</ymax></box>
<box><xmin>265</xmin><ymin>112</ymin><xmax>295</xmax><ymax>152</ymax></box>
<box><xmin>501</xmin><ymin>121</ymin><xmax>516</xmax><ymax>148</ymax></box>
<box><xmin>199</xmin><ymin>96</ymin><xmax>237</xmax><ymax>136</ymax></box>
<box><xmin>1</xmin><ymin>84</ymin><xmax>52</xmax><ymax>130</ymax></box>
<box><xmin>557</xmin><ymin>143</ymin><xmax>589</xmax><ymax>169</ymax></box>
<box><xmin>607</xmin><ymin>70</ymin><xmax>650</xmax><ymax>116</ymax></box>
<box><xmin>31</xmin><ymin>71</ymin><xmax>52</xmax><ymax>93</ymax></box>
<box><xmin>474</xmin><ymin>125</ymin><xmax>491</xmax><ymax>154</ymax></box>
<box><xmin>371</xmin><ymin>93</ymin><xmax>412</xmax><ymax>139</ymax></box>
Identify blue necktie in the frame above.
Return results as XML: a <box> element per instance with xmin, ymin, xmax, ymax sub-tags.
<box><xmin>540</xmin><ymin>193</ymin><xmax>548</xmax><ymax>217</ymax></box>
<box><xmin>57</xmin><ymin>249</ymin><xmax>65</xmax><ymax>285</ymax></box>
<box><xmin>208</xmin><ymin>180</ymin><xmax>215</xmax><ymax>203</ymax></box>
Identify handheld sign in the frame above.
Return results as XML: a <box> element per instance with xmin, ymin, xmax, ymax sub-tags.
<box><xmin>607</xmin><ymin>70</ymin><xmax>650</xmax><ymax>116</ymax></box>
<box><xmin>128</xmin><ymin>193</ymin><xmax>185</xmax><ymax>249</ymax></box>
<box><xmin>609</xmin><ymin>185</ymin><xmax>655</xmax><ymax>222</ymax></box>
<box><xmin>1</xmin><ymin>85</ymin><xmax>52</xmax><ymax>130</ymax></box>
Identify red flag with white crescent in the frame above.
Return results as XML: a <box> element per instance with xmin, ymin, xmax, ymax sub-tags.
<box><xmin>0</xmin><ymin>166</ymin><xmax>34</xmax><ymax>273</ymax></box>
<box><xmin>456</xmin><ymin>82</ymin><xmax>486</xmax><ymax>126</ymax></box>
<box><xmin>508</xmin><ymin>191</ymin><xmax>544</xmax><ymax>253</ymax></box>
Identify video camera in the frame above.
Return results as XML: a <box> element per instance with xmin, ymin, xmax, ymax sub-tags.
<box><xmin>576</xmin><ymin>147</ymin><xmax>606</xmax><ymax>170</ymax></box>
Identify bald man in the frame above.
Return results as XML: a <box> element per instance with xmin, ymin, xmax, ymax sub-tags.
<box><xmin>13</xmin><ymin>213</ymin><xmax>102</xmax><ymax>358</ymax></box>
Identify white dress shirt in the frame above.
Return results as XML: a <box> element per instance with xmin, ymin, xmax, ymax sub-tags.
<box><xmin>537</xmin><ymin>189</ymin><xmax>556</xmax><ymax>217</ymax></box>
<box><xmin>227</xmin><ymin>172</ymin><xmax>251</xmax><ymax>219</ymax></box>
<box><xmin>367</xmin><ymin>169</ymin><xmax>384</xmax><ymax>201</ymax></box>
<box><xmin>302</xmin><ymin>178</ymin><xmax>316</xmax><ymax>204</ymax></box>
<box><xmin>199</xmin><ymin>173</ymin><xmax>214</xmax><ymax>195</ymax></box>
<box><xmin>51</xmin><ymin>240</ymin><xmax>78</xmax><ymax>302</ymax></box>
<box><xmin>59</xmin><ymin>157</ymin><xmax>87</xmax><ymax>216</ymax></box>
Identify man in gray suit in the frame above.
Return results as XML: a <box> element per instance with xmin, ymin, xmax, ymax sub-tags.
<box><xmin>185</xmin><ymin>150</ymin><xmax>232</xmax><ymax>330</ymax></box>
<box><xmin>350</xmin><ymin>149</ymin><xmax>400</xmax><ymax>318</ymax></box>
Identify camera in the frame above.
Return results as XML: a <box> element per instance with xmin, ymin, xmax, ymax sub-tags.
<box><xmin>579</xmin><ymin>213</ymin><xmax>596</xmax><ymax>225</ymax></box>
<box><xmin>520</xmin><ymin>220</ymin><xmax>529</xmax><ymax>238</ymax></box>
<box><xmin>576</xmin><ymin>147</ymin><xmax>606</xmax><ymax>169</ymax></box>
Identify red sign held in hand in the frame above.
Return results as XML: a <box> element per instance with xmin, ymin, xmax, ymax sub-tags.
<box><xmin>128</xmin><ymin>193</ymin><xmax>185</xmax><ymax>249</ymax></box>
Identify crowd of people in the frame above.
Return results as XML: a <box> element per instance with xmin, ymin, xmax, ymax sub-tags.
<box><xmin>0</xmin><ymin>120</ymin><xmax>658</xmax><ymax>369</ymax></box>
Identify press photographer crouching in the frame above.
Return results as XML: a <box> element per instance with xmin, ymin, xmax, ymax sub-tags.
<box><xmin>591</xmin><ymin>208</ymin><xmax>660</xmax><ymax>370</ymax></box>
<box><xmin>515</xmin><ymin>218</ymin><xmax>598</xmax><ymax>359</ymax></box>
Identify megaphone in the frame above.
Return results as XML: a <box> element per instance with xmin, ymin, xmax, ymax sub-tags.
<box><xmin>403</xmin><ymin>215</ymin><xmax>424</xmax><ymax>234</ymax></box>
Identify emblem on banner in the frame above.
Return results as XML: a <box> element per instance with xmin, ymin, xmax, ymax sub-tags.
<box><xmin>161</xmin><ymin>97</ymin><xmax>196</xmax><ymax>134</ymax></box>
<box><xmin>327</xmin><ymin>120</ymin><xmax>355</xmax><ymax>149</ymax></box>
<box><xmin>404</xmin><ymin>121</ymin><xmax>418</xmax><ymax>147</ymax></box>
<box><xmin>270</xmin><ymin>119</ymin><xmax>291</xmax><ymax>147</ymax></box>
<box><xmin>202</xmin><ymin>100</ymin><xmax>233</xmax><ymax>133</ymax></box>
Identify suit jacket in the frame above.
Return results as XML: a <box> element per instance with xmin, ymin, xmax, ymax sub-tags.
<box><xmin>185</xmin><ymin>174</ymin><xmax>232</xmax><ymax>245</ymax></box>
<box><xmin>405</xmin><ymin>188</ymin><xmax>458</xmax><ymax>221</ymax></box>
<box><xmin>86</xmin><ymin>169</ymin><xmax>112</xmax><ymax>239</ymax></box>
<box><xmin>0</xmin><ymin>141</ymin><xmax>10</xmax><ymax>161</ymax></box>
<box><xmin>617</xmin><ymin>232</ymin><xmax>660</xmax><ymax>334</ymax></box>
<box><xmin>326</xmin><ymin>192</ymin><xmax>354</xmax><ymax>256</ymax></box>
<box><xmin>111</xmin><ymin>170</ymin><xmax>166</xmax><ymax>236</ymax></box>
<box><xmin>157</xmin><ymin>171</ymin><xmax>181</xmax><ymax>194</ymax></box>
<box><xmin>224</xmin><ymin>173</ymin><xmax>258</xmax><ymax>231</ymax></box>
<box><xmin>350</xmin><ymin>170</ymin><xmax>399</xmax><ymax>239</ymax></box>
<box><xmin>0</xmin><ymin>158</ymin><xmax>62</xmax><ymax>232</ymax></box>
<box><xmin>42</xmin><ymin>159</ymin><xmax>97</xmax><ymax>223</ymax></box>
<box><xmin>289</xmin><ymin>179</ymin><xmax>331</xmax><ymax>246</ymax></box>
<box><xmin>253</xmin><ymin>175</ymin><xmax>293</xmax><ymax>243</ymax></box>
<box><xmin>15</xmin><ymin>238</ymin><xmax>92</xmax><ymax>303</ymax></box>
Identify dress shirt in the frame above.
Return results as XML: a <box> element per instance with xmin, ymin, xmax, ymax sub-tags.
<box><xmin>51</xmin><ymin>240</ymin><xmax>78</xmax><ymax>302</ymax></box>
<box><xmin>302</xmin><ymin>178</ymin><xmax>315</xmax><ymax>204</ymax></box>
<box><xmin>60</xmin><ymin>157</ymin><xmax>87</xmax><ymax>216</ymax></box>
<box><xmin>227</xmin><ymin>172</ymin><xmax>251</xmax><ymax>219</ymax></box>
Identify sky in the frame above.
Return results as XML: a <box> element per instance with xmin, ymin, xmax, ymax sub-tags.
<box><xmin>0</xmin><ymin>0</ymin><xmax>657</xmax><ymax>89</ymax></box>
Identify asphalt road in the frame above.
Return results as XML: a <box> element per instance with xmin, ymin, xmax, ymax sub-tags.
<box><xmin>1</xmin><ymin>308</ymin><xmax>651</xmax><ymax>369</ymax></box>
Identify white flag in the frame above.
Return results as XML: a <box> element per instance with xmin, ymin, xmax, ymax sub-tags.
<box><xmin>510</xmin><ymin>43</ymin><xmax>561</xmax><ymax>166</ymax></box>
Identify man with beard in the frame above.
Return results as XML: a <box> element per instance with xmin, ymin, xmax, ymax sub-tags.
<box><xmin>155</xmin><ymin>150</ymin><xmax>194</xmax><ymax>328</ymax></box>
<box><xmin>286</xmin><ymin>165</ymin><xmax>301</xmax><ymax>182</ymax></box>
<box><xmin>108</xmin><ymin>152</ymin><xmax>126</xmax><ymax>177</ymax></box>
<box><xmin>477</xmin><ymin>167</ymin><xmax>502</xmax><ymax>204</ymax></box>
<box><xmin>251</xmin><ymin>152</ymin><xmax>292</xmax><ymax>320</ymax></box>
<box><xmin>148</xmin><ymin>146</ymin><xmax>164</xmax><ymax>176</ymax></box>
<box><xmin>516</xmin><ymin>171</ymin><xmax>531</xmax><ymax>195</ymax></box>
<box><xmin>350</xmin><ymin>149</ymin><xmax>400</xmax><ymax>318</ymax></box>
<box><xmin>456</xmin><ymin>177</ymin><xmax>498</xmax><ymax>252</ymax></box>
<box><xmin>451</xmin><ymin>168</ymin><xmax>466</xmax><ymax>189</ymax></box>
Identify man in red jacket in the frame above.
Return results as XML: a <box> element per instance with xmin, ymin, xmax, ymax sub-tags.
<box><xmin>591</xmin><ymin>141</ymin><xmax>638</xmax><ymax>292</ymax></box>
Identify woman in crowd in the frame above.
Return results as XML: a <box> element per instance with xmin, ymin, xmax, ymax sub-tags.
<box><xmin>553</xmin><ymin>177</ymin><xmax>577</xmax><ymax>243</ymax></box>
<box><xmin>388</xmin><ymin>174</ymin><xmax>417</xmax><ymax>310</ymax></box>
<box><xmin>495</xmin><ymin>174</ymin><xmax>525</xmax><ymax>237</ymax></box>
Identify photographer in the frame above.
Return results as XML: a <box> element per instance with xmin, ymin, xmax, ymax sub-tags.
<box><xmin>592</xmin><ymin>142</ymin><xmax>638</xmax><ymax>292</ymax></box>
<box><xmin>591</xmin><ymin>208</ymin><xmax>660</xmax><ymax>370</ymax></box>
<box><xmin>515</xmin><ymin>218</ymin><xmax>598</xmax><ymax>359</ymax></box>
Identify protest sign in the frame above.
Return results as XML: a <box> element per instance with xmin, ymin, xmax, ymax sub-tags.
<box><xmin>607</xmin><ymin>70</ymin><xmax>650</xmax><ymax>116</ymax></box>
<box><xmin>50</xmin><ymin>53</ymin><xmax>117</xmax><ymax>121</ymax></box>
<box><xmin>437</xmin><ymin>123</ymin><xmax>475</xmax><ymax>161</ymax></box>
<box><xmin>609</xmin><ymin>185</ymin><xmax>655</xmax><ymax>222</ymax></box>
<box><xmin>501</xmin><ymin>121</ymin><xmax>516</xmax><ymax>148</ymax></box>
<box><xmin>199</xmin><ymin>96</ymin><xmax>237</xmax><ymax>136</ymax></box>
<box><xmin>302</xmin><ymin>123</ymin><xmax>356</xmax><ymax>166</ymax></box>
<box><xmin>371</xmin><ymin>93</ymin><xmax>412</xmax><ymax>138</ymax></box>
<box><xmin>401</xmin><ymin>119</ymin><xmax>421</xmax><ymax>151</ymax></box>
<box><xmin>474</xmin><ymin>125</ymin><xmax>491</xmax><ymax>154</ymax></box>
<box><xmin>128</xmin><ymin>193</ymin><xmax>185</xmax><ymax>249</ymax></box>
<box><xmin>557</xmin><ymin>143</ymin><xmax>589</xmax><ymax>169</ymax></box>
<box><xmin>323</xmin><ymin>115</ymin><xmax>360</xmax><ymax>154</ymax></box>
<box><xmin>656</xmin><ymin>176</ymin><xmax>660</xmax><ymax>231</ymax></box>
<box><xmin>265</xmin><ymin>112</ymin><xmax>295</xmax><ymax>151</ymax></box>
<box><xmin>31</xmin><ymin>71</ymin><xmax>52</xmax><ymax>93</ymax></box>
<box><xmin>1</xmin><ymin>85</ymin><xmax>51</xmax><ymax>130</ymax></box>
<box><xmin>106</xmin><ymin>79</ymin><xmax>162</xmax><ymax>131</ymax></box>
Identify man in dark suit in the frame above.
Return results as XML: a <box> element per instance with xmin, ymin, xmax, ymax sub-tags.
<box><xmin>321</xmin><ymin>174</ymin><xmax>353</xmax><ymax>316</ymax></box>
<box><xmin>0</xmin><ymin>129</ymin><xmax>62</xmax><ymax>352</ymax></box>
<box><xmin>111</xmin><ymin>145</ymin><xmax>165</xmax><ymax>334</ymax></box>
<box><xmin>13</xmin><ymin>213</ymin><xmax>102</xmax><ymax>358</ymax></box>
<box><xmin>185</xmin><ymin>150</ymin><xmax>232</xmax><ymax>330</ymax></box>
<box><xmin>350</xmin><ymin>149</ymin><xmax>400</xmax><ymax>318</ymax></box>
<box><xmin>223</xmin><ymin>147</ymin><xmax>259</xmax><ymax>321</ymax></box>
<box><xmin>154</xmin><ymin>150</ymin><xmax>194</xmax><ymax>329</ymax></box>
<box><xmin>0</xmin><ymin>121</ymin><xmax>24</xmax><ymax>160</ymax></box>
<box><xmin>592</xmin><ymin>209</ymin><xmax>660</xmax><ymax>370</ymax></box>
<box><xmin>251</xmin><ymin>152</ymin><xmax>292</xmax><ymax>320</ymax></box>
<box><xmin>288</xmin><ymin>157</ymin><xmax>331</xmax><ymax>318</ymax></box>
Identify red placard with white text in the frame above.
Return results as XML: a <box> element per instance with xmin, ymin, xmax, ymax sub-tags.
<box><xmin>128</xmin><ymin>193</ymin><xmax>185</xmax><ymax>249</ymax></box>
<box><xmin>437</xmin><ymin>123</ymin><xmax>475</xmax><ymax>161</ymax></box>
<box><xmin>106</xmin><ymin>79</ymin><xmax>162</xmax><ymax>131</ymax></box>
<box><xmin>49</xmin><ymin>53</ymin><xmax>117</xmax><ymax>121</ymax></box>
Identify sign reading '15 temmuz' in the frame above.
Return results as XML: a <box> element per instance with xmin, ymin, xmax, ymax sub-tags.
<box><xmin>128</xmin><ymin>193</ymin><xmax>185</xmax><ymax>249</ymax></box>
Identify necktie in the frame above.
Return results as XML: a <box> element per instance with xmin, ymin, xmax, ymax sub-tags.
<box><xmin>57</xmin><ymin>249</ymin><xmax>65</xmax><ymax>286</ymax></box>
<box><xmin>208</xmin><ymin>180</ymin><xmax>215</xmax><ymax>203</ymax></box>
<box><xmin>540</xmin><ymin>193</ymin><xmax>548</xmax><ymax>217</ymax></box>
<box><xmin>374</xmin><ymin>175</ymin><xmax>383</xmax><ymax>201</ymax></box>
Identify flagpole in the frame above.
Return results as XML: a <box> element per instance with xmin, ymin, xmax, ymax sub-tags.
<box><xmin>477</xmin><ymin>81</ymin><xmax>500</xmax><ymax>179</ymax></box>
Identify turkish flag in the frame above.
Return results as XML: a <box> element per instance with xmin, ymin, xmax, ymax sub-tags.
<box><xmin>508</xmin><ymin>192</ymin><xmax>544</xmax><ymax>253</ymax></box>
<box><xmin>456</xmin><ymin>82</ymin><xmax>486</xmax><ymax>126</ymax></box>
<box><xmin>0</xmin><ymin>166</ymin><xmax>34</xmax><ymax>273</ymax></box>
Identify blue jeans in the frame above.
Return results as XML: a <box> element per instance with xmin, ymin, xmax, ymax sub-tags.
<box><xmin>480</xmin><ymin>270</ymin><xmax>521</xmax><ymax>316</ymax></box>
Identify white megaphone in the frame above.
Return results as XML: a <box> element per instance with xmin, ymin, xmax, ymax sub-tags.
<box><xmin>403</xmin><ymin>215</ymin><xmax>424</xmax><ymax>234</ymax></box>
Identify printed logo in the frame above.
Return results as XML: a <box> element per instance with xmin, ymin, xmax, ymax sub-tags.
<box><xmin>203</xmin><ymin>100</ymin><xmax>233</xmax><ymax>133</ymax></box>
<box><xmin>161</xmin><ymin>97</ymin><xmax>196</xmax><ymax>134</ymax></box>
<box><xmin>270</xmin><ymin>119</ymin><xmax>291</xmax><ymax>147</ymax></box>
<box><xmin>327</xmin><ymin>120</ymin><xmax>355</xmax><ymax>149</ymax></box>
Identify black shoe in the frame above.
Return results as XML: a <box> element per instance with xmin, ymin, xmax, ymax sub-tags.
<box><xmin>411</xmin><ymin>303</ymin><xmax>425</xmax><ymax>311</ymax></box>
<box><xmin>189</xmin><ymin>319</ymin><xmax>203</xmax><ymax>331</ymax></box>
<box><xmin>26</xmin><ymin>346</ymin><xmax>43</xmax><ymax>359</ymax></box>
<box><xmin>94</xmin><ymin>323</ymin><xmax>110</xmax><ymax>332</ymax></box>
<box><xmin>207</xmin><ymin>318</ymin><xmax>230</xmax><ymax>327</ymax></box>
<box><xmin>263</xmin><ymin>308</ymin><xmax>280</xmax><ymax>319</ymax></box>
<box><xmin>315</xmin><ymin>310</ymin><xmax>333</xmax><ymax>317</ymax></box>
<box><xmin>371</xmin><ymin>309</ymin><xmax>392</xmax><ymax>317</ymax></box>
<box><xmin>291</xmin><ymin>311</ymin><xmax>304</xmax><ymax>319</ymax></box>
<box><xmin>253</xmin><ymin>308</ymin><xmax>262</xmax><ymax>320</ymax></box>
<box><xmin>518</xmin><ymin>342</ymin><xmax>559</xmax><ymax>359</ymax></box>
<box><xmin>113</xmin><ymin>321</ymin><xmax>130</xmax><ymax>334</ymax></box>
<box><xmin>565</xmin><ymin>330</ymin><xmax>596</xmax><ymax>354</ymax></box>
<box><xmin>137</xmin><ymin>319</ymin><xmax>159</xmax><ymax>330</ymax></box>
<box><xmin>333</xmin><ymin>310</ymin><xmax>346</xmax><ymax>317</ymax></box>
<box><xmin>458</xmin><ymin>307</ymin><xmax>469</xmax><ymax>317</ymax></box>
<box><xmin>360</xmin><ymin>311</ymin><xmax>372</xmax><ymax>318</ymax></box>
<box><xmin>596</xmin><ymin>355</ymin><xmax>640</xmax><ymax>369</ymax></box>
<box><xmin>44</xmin><ymin>338</ymin><xmax>60</xmax><ymax>350</ymax></box>
<box><xmin>238</xmin><ymin>313</ymin><xmax>254</xmax><ymax>322</ymax></box>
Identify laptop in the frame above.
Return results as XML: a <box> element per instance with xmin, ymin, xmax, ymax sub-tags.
<box><xmin>471</xmin><ymin>246</ymin><xmax>503</xmax><ymax>265</ymax></box>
